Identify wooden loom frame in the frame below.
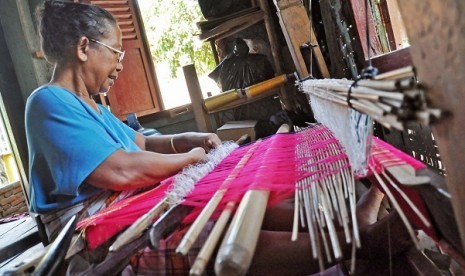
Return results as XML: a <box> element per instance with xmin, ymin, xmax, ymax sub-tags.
<box><xmin>86</xmin><ymin>2</ymin><xmax>465</xmax><ymax>273</ymax></box>
<box><xmin>395</xmin><ymin>0</ymin><xmax>465</xmax><ymax>254</ymax></box>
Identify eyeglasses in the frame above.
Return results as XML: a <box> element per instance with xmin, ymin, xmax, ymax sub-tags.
<box><xmin>89</xmin><ymin>38</ymin><xmax>125</xmax><ymax>63</ymax></box>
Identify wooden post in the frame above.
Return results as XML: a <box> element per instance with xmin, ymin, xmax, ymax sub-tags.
<box><xmin>183</xmin><ymin>64</ymin><xmax>212</xmax><ymax>133</ymax></box>
<box><xmin>396</xmin><ymin>0</ymin><xmax>465</xmax><ymax>253</ymax></box>
<box><xmin>318</xmin><ymin>0</ymin><xmax>365</xmax><ymax>79</ymax></box>
<box><xmin>209</xmin><ymin>40</ymin><xmax>220</xmax><ymax>65</ymax></box>
<box><xmin>258</xmin><ymin>0</ymin><xmax>283</xmax><ymax>76</ymax></box>
<box><xmin>258</xmin><ymin>0</ymin><xmax>292</xmax><ymax>110</ymax></box>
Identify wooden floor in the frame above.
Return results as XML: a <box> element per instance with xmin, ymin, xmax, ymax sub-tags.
<box><xmin>0</xmin><ymin>215</ymin><xmax>45</xmax><ymax>274</ymax></box>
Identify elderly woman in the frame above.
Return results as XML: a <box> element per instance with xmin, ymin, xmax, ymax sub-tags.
<box><xmin>26</xmin><ymin>1</ymin><xmax>414</xmax><ymax>275</ymax></box>
<box><xmin>26</xmin><ymin>0</ymin><xmax>219</xmax><ymax>239</ymax></box>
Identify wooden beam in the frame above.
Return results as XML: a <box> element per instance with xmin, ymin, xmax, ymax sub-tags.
<box><xmin>396</xmin><ymin>0</ymin><xmax>465</xmax><ymax>253</ymax></box>
<box><xmin>370</xmin><ymin>47</ymin><xmax>412</xmax><ymax>74</ymax></box>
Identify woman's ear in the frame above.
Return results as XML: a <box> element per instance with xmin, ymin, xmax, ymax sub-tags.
<box><xmin>76</xmin><ymin>36</ymin><xmax>89</xmax><ymax>62</ymax></box>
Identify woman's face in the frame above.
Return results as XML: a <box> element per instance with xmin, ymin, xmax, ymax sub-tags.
<box><xmin>86</xmin><ymin>24</ymin><xmax>124</xmax><ymax>95</ymax></box>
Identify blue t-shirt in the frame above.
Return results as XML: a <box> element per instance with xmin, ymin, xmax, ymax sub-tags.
<box><xmin>25</xmin><ymin>85</ymin><xmax>140</xmax><ymax>213</ymax></box>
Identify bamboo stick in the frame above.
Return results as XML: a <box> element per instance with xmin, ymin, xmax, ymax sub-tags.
<box><xmin>312</xmin><ymin>88</ymin><xmax>402</xmax><ymax>130</ymax></box>
<box><xmin>215</xmin><ymin>187</ymin><xmax>271</xmax><ymax>275</ymax></box>
<box><xmin>109</xmin><ymin>198</ymin><xmax>168</xmax><ymax>252</ymax></box>
<box><xmin>308</xmin><ymin>178</ymin><xmax>328</xmax><ymax>268</ymax></box>
<box><xmin>303</xmin><ymin>137</ymin><xmax>324</xmax><ymax>261</ymax></box>
<box><xmin>302</xmin><ymin>177</ymin><xmax>319</xmax><ymax>259</ymax></box>
<box><xmin>318</xmin><ymin>184</ymin><xmax>342</xmax><ymax>259</ymax></box>
<box><xmin>357</xmin><ymin>77</ymin><xmax>415</xmax><ymax>91</ymax></box>
<box><xmin>214</xmin><ymin>124</ymin><xmax>290</xmax><ymax>276</ymax></box>
<box><xmin>177</xmin><ymin>141</ymin><xmax>261</xmax><ymax>255</ymax></box>
<box><xmin>299</xmin><ymin>71</ymin><xmax>433</xmax><ymax>131</ymax></box>
<box><xmin>374</xmin><ymin>66</ymin><xmax>415</xmax><ymax>80</ymax></box>
<box><xmin>330</xmin><ymin>84</ymin><xmax>405</xmax><ymax>101</ymax></box>
<box><xmin>189</xmin><ymin>201</ymin><xmax>236</xmax><ymax>276</ymax></box>
<box><xmin>291</xmin><ymin>184</ymin><xmax>300</xmax><ymax>242</ymax></box>
<box><xmin>380</xmin><ymin>97</ymin><xmax>403</xmax><ymax>108</ymax></box>
<box><xmin>308</xmin><ymin>170</ymin><xmax>324</xmax><ymax>258</ymax></box>
<box><xmin>381</xmin><ymin>169</ymin><xmax>431</xmax><ymax>227</ymax></box>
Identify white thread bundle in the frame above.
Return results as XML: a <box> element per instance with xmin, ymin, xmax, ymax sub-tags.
<box><xmin>300</xmin><ymin>79</ymin><xmax>373</xmax><ymax>177</ymax></box>
<box><xmin>299</xmin><ymin>77</ymin><xmax>440</xmax><ymax>131</ymax></box>
<box><xmin>166</xmin><ymin>141</ymin><xmax>239</xmax><ymax>206</ymax></box>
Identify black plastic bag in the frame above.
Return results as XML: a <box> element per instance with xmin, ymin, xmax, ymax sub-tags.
<box><xmin>209</xmin><ymin>38</ymin><xmax>275</xmax><ymax>91</ymax></box>
<box><xmin>198</xmin><ymin>0</ymin><xmax>251</xmax><ymax>18</ymax></box>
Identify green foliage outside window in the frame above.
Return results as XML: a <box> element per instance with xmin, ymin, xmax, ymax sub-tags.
<box><xmin>139</xmin><ymin>0</ymin><xmax>215</xmax><ymax>78</ymax></box>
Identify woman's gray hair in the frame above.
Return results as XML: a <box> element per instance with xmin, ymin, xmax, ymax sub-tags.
<box><xmin>36</xmin><ymin>0</ymin><xmax>117</xmax><ymax>64</ymax></box>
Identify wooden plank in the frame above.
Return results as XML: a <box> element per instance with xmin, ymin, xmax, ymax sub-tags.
<box><xmin>199</xmin><ymin>10</ymin><xmax>264</xmax><ymax>41</ymax></box>
<box><xmin>0</xmin><ymin>243</ymin><xmax>45</xmax><ymax>274</ymax></box>
<box><xmin>396</xmin><ymin>0</ymin><xmax>465</xmax><ymax>253</ymax></box>
<box><xmin>273</xmin><ymin>0</ymin><xmax>330</xmax><ymax>78</ymax></box>
<box><xmin>196</xmin><ymin>7</ymin><xmax>261</xmax><ymax>32</ymax></box>
<box><xmin>0</xmin><ymin>217</ymin><xmax>36</xmax><ymax>240</ymax></box>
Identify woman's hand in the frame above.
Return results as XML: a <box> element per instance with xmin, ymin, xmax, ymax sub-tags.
<box><xmin>143</xmin><ymin>132</ymin><xmax>222</xmax><ymax>154</ymax></box>
<box><xmin>200</xmin><ymin>133</ymin><xmax>222</xmax><ymax>152</ymax></box>
<box><xmin>179</xmin><ymin>132</ymin><xmax>222</xmax><ymax>153</ymax></box>
<box><xmin>188</xmin><ymin>147</ymin><xmax>207</xmax><ymax>163</ymax></box>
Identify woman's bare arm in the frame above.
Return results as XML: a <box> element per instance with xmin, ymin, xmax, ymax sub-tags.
<box><xmin>85</xmin><ymin>147</ymin><xmax>206</xmax><ymax>190</ymax></box>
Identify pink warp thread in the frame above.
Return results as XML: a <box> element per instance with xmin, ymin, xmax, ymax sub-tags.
<box><xmin>77</xmin><ymin>125</ymin><xmax>430</xmax><ymax>250</ymax></box>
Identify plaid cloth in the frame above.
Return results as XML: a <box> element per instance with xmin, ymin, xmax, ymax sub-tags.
<box><xmin>40</xmin><ymin>189</ymin><xmax>144</xmax><ymax>241</ymax></box>
<box><xmin>124</xmin><ymin>222</ymin><xmax>215</xmax><ymax>276</ymax></box>
<box><xmin>40</xmin><ymin>191</ymin><xmax>113</xmax><ymax>242</ymax></box>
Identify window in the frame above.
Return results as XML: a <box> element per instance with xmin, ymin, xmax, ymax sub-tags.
<box><xmin>83</xmin><ymin>0</ymin><xmax>163</xmax><ymax>119</ymax></box>
<box><xmin>350</xmin><ymin>0</ymin><xmax>409</xmax><ymax>59</ymax></box>
<box><xmin>0</xmin><ymin>94</ymin><xmax>23</xmax><ymax>188</ymax></box>
<box><xmin>340</xmin><ymin>0</ymin><xmax>412</xmax><ymax>74</ymax></box>
<box><xmin>376</xmin><ymin>0</ymin><xmax>409</xmax><ymax>52</ymax></box>
<box><xmin>0</xmin><ymin>122</ymin><xmax>14</xmax><ymax>186</ymax></box>
<box><xmin>138</xmin><ymin>0</ymin><xmax>219</xmax><ymax>109</ymax></box>
<box><xmin>85</xmin><ymin>0</ymin><xmax>219</xmax><ymax>116</ymax></box>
